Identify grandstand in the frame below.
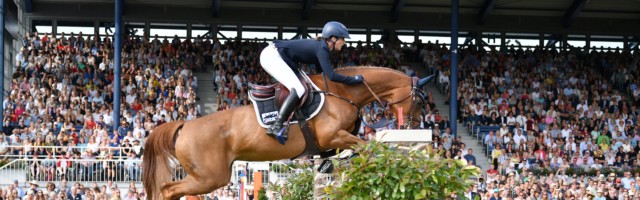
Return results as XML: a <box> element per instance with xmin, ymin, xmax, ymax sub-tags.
<box><xmin>1</xmin><ymin>0</ymin><xmax>639</xmax><ymax>199</ymax></box>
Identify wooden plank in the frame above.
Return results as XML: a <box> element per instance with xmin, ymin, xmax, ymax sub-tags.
<box><xmin>375</xmin><ymin>129</ymin><xmax>432</xmax><ymax>142</ymax></box>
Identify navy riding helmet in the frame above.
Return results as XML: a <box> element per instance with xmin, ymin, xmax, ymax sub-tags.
<box><xmin>321</xmin><ymin>21</ymin><xmax>351</xmax><ymax>39</ymax></box>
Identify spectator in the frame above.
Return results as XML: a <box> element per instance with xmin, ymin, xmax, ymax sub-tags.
<box><xmin>464</xmin><ymin>148</ymin><xmax>477</xmax><ymax>166</ymax></box>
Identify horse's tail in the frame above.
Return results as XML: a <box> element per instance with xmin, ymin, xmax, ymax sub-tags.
<box><xmin>143</xmin><ymin>121</ymin><xmax>184</xmax><ymax>200</ymax></box>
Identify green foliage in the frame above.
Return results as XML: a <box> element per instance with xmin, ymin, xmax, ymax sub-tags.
<box><xmin>257</xmin><ymin>188</ymin><xmax>268</xmax><ymax>200</ymax></box>
<box><xmin>329</xmin><ymin>141</ymin><xmax>480</xmax><ymax>200</ymax></box>
<box><xmin>268</xmin><ymin>164</ymin><xmax>315</xmax><ymax>200</ymax></box>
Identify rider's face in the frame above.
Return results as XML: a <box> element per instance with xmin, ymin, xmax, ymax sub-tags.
<box><xmin>332</xmin><ymin>37</ymin><xmax>345</xmax><ymax>51</ymax></box>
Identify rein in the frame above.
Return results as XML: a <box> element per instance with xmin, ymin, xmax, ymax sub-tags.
<box><xmin>363</xmin><ymin>82</ymin><xmax>386</xmax><ymax>108</ymax></box>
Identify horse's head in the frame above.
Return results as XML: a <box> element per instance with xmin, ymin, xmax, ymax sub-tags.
<box><xmin>333</xmin><ymin>66</ymin><xmax>435</xmax><ymax>129</ymax></box>
<box><xmin>386</xmin><ymin>75</ymin><xmax>435</xmax><ymax>129</ymax></box>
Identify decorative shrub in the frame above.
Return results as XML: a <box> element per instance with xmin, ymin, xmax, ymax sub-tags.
<box><xmin>329</xmin><ymin>141</ymin><xmax>480</xmax><ymax>200</ymax></box>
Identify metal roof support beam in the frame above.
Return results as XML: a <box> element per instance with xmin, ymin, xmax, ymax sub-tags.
<box><xmin>24</xmin><ymin>0</ymin><xmax>33</xmax><ymax>13</ymax></box>
<box><xmin>389</xmin><ymin>0</ymin><xmax>404</xmax><ymax>23</ymax></box>
<box><xmin>630</xmin><ymin>36</ymin><xmax>640</xmax><ymax>50</ymax></box>
<box><xmin>477</xmin><ymin>0</ymin><xmax>495</xmax><ymax>25</ymax></box>
<box><xmin>277</xmin><ymin>26</ymin><xmax>283</xmax><ymax>40</ymax></box>
<box><xmin>302</xmin><ymin>0</ymin><xmax>314</xmax><ymax>20</ymax></box>
<box><xmin>95</xmin><ymin>21</ymin><xmax>101</xmax><ymax>37</ymax></box>
<box><xmin>545</xmin><ymin>34</ymin><xmax>561</xmax><ymax>49</ymax></box>
<box><xmin>212</xmin><ymin>0</ymin><xmax>221</xmax><ymax>18</ymax></box>
<box><xmin>563</xmin><ymin>0</ymin><xmax>587</xmax><ymax>27</ymax></box>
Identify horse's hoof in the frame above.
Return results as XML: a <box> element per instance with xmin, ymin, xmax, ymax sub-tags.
<box><xmin>276</xmin><ymin>128</ymin><xmax>288</xmax><ymax>145</ymax></box>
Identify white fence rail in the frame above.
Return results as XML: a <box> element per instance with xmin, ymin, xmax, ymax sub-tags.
<box><xmin>0</xmin><ymin>158</ymin><xmax>143</xmax><ymax>186</ymax></box>
<box><xmin>1</xmin><ymin>145</ymin><xmax>139</xmax><ymax>159</ymax></box>
<box><xmin>0</xmin><ymin>157</ymin><xmax>303</xmax><ymax>190</ymax></box>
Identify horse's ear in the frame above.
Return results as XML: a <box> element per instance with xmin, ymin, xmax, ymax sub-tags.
<box><xmin>417</xmin><ymin>75</ymin><xmax>435</xmax><ymax>87</ymax></box>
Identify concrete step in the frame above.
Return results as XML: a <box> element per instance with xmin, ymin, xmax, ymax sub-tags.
<box><xmin>194</xmin><ymin>71</ymin><xmax>218</xmax><ymax>115</ymax></box>
<box><xmin>425</xmin><ymin>82</ymin><xmax>490</xmax><ymax>171</ymax></box>
<box><xmin>407</xmin><ymin>62</ymin><xmax>490</xmax><ymax>172</ymax></box>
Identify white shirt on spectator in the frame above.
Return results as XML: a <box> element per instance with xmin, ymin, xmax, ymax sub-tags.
<box><xmin>125</xmin><ymin>93</ymin><xmax>137</xmax><ymax>106</ymax></box>
<box><xmin>565</xmin><ymin>142</ymin><xmax>577</xmax><ymax>153</ymax></box>
<box><xmin>513</xmin><ymin>132</ymin><xmax>526</xmax><ymax>146</ymax></box>
<box><xmin>499</xmin><ymin>127</ymin><xmax>509</xmax><ymax>137</ymax></box>
<box><xmin>102</xmin><ymin>112</ymin><xmax>113</xmax><ymax>126</ymax></box>
<box><xmin>232</xmin><ymin>73</ymin><xmax>243</xmax><ymax>87</ymax></box>
<box><xmin>561</xmin><ymin>128</ymin><xmax>572</xmax><ymax>140</ymax></box>
<box><xmin>606</xmin><ymin>154</ymin><xmax>615</xmax><ymax>165</ymax></box>
<box><xmin>439</xmin><ymin>73</ymin><xmax>449</xmax><ymax>84</ymax></box>
<box><xmin>506</xmin><ymin>116</ymin><xmax>516</xmax><ymax>125</ymax></box>
<box><xmin>87</xmin><ymin>142</ymin><xmax>99</xmax><ymax>153</ymax></box>
<box><xmin>515</xmin><ymin>115</ymin><xmax>526</xmax><ymax>128</ymax></box>
<box><xmin>0</xmin><ymin>138</ymin><xmax>8</xmax><ymax>153</ymax></box>
<box><xmin>579</xmin><ymin>141</ymin><xmax>591</xmax><ymax>152</ymax></box>
<box><xmin>133</xmin><ymin>127</ymin><xmax>146</xmax><ymax>138</ymax></box>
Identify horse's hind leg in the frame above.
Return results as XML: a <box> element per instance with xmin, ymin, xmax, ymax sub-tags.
<box><xmin>162</xmin><ymin>151</ymin><xmax>232</xmax><ymax>200</ymax></box>
<box><xmin>161</xmin><ymin>170</ymin><xmax>231</xmax><ymax>200</ymax></box>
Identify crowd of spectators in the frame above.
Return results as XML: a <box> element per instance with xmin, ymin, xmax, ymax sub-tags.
<box><xmin>1</xmin><ymin>179</ymin><xmax>145</xmax><ymax>200</ymax></box>
<box><xmin>0</xmin><ymin>30</ymin><xmax>210</xmax><ymax>183</ymax></box>
<box><xmin>8</xmin><ymin>27</ymin><xmax>640</xmax><ymax>199</ymax></box>
<box><xmin>426</xmin><ymin>42</ymin><xmax>640</xmax><ymax>199</ymax></box>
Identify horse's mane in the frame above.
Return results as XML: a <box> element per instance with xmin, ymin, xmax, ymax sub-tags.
<box><xmin>334</xmin><ymin>66</ymin><xmax>409</xmax><ymax>78</ymax></box>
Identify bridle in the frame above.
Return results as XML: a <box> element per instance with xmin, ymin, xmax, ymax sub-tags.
<box><xmin>320</xmin><ymin>76</ymin><xmax>426</xmax><ymax>129</ymax></box>
<box><xmin>377</xmin><ymin>77</ymin><xmax>427</xmax><ymax>129</ymax></box>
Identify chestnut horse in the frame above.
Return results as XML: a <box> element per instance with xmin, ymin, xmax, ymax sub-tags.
<box><xmin>143</xmin><ymin>66</ymin><xmax>432</xmax><ymax>200</ymax></box>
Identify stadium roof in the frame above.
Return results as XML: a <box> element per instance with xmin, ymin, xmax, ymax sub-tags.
<box><xmin>26</xmin><ymin>0</ymin><xmax>640</xmax><ymax>35</ymax></box>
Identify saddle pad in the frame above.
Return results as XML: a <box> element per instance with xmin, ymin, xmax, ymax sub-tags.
<box><xmin>249</xmin><ymin>74</ymin><xmax>325</xmax><ymax>128</ymax></box>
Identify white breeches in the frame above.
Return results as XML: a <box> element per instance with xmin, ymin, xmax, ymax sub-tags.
<box><xmin>260</xmin><ymin>44</ymin><xmax>306</xmax><ymax>98</ymax></box>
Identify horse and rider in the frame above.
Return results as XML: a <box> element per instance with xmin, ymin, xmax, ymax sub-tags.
<box><xmin>143</xmin><ymin>21</ymin><xmax>434</xmax><ymax>200</ymax></box>
<box><xmin>260</xmin><ymin>21</ymin><xmax>364</xmax><ymax>144</ymax></box>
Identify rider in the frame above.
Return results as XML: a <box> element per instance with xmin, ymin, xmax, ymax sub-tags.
<box><xmin>259</xmin><ymin>21</ymin><xmax>364</xmax><ymax>144</ymax></box>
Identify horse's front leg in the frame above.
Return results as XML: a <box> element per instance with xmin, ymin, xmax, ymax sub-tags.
<box><xmin>327</xmin><ymin>129</ymin><xmax>366</xmax><ymax>150</ymax></box>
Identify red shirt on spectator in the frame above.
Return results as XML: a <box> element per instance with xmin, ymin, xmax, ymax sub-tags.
<box><xmin>564</xmin><ymin>103</ymin><xmax>572</xmax><ymax>113</ymax></box>
<box><xmin>535</xmin><ymin>149</ymin><xmax>547</xmax><ymax>160</ymax></box>
<box><xmin>70</xmin><ymin>132</ymin><xmax>79</xmax><ymax>144</ymax></box>
<box><xmin>501</xmin><ymin>91</ymin><xmax>509</xmax><ymax>99</ymax></box>
<box><xmin>165</xmin><ymin>100</ymin><xmax>175</xmax><ymax>108</ymax></box>
<box><xmin>132</xmin><ymin>102</ymin><xmax>143</xmax><ymax>112</ymax></box>
<box><xmin>228</xmin><ymin>91</ymin><xmax>236</xmax><ymax>100</ymax></box>
<box><xmin>85</xmin><ymin>118</ymin><xmax>96</xmax><ymax>130</ymax></box>
<box><xmin>9</xmin><ymin>112</ymin><xmax>18</xmax><ymax>123</ymax></box>
<box><xmin>499</xmin><ymin>102</ymin><xmax>509</xmax><ymax>112</ymax></box>
<box><xmin>486</xmin><ymin>168</ymin><xmax>498</xmax><ymax>175</ymax></box>
<box><xmin>14</xmin><ymin>107</ymin><xmax>24</xmax><ymax>117</ymax></box>
<box><xmin>57</xmin><ymin>43</ymin><xmax>65</xmax><ymax>51</ymax></box>
<box><xmin>526</xmin><ymin>118</ymin><xmax>534</xmax><ymax>130</ymax></box>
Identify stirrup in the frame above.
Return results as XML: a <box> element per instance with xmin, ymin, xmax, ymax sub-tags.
<box><xmin>275</xmin><ymin>127</ymin><xmax>289</xmax><ymax>145</ymax></box>
<box><xmin>266</xmin><ymin>124</ymin><xmax>280</xmax><ymax>136</ymax></box>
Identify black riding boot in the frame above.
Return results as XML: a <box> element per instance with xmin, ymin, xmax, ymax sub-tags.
<box><xmin>267</xmin><ymin>89</ymin><xmax>300</xmax><ymax>144</ymax></box>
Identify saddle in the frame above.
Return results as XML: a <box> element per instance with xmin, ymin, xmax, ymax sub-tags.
<box><xmin>249</xmin><ymin>76</ymin><xmax>313</xmax><ymax>109</ymax></box>
<box><xmin>246</xmin><ymin>72</ymin><xmax>360</xmax><ymax>160</ymax></box>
